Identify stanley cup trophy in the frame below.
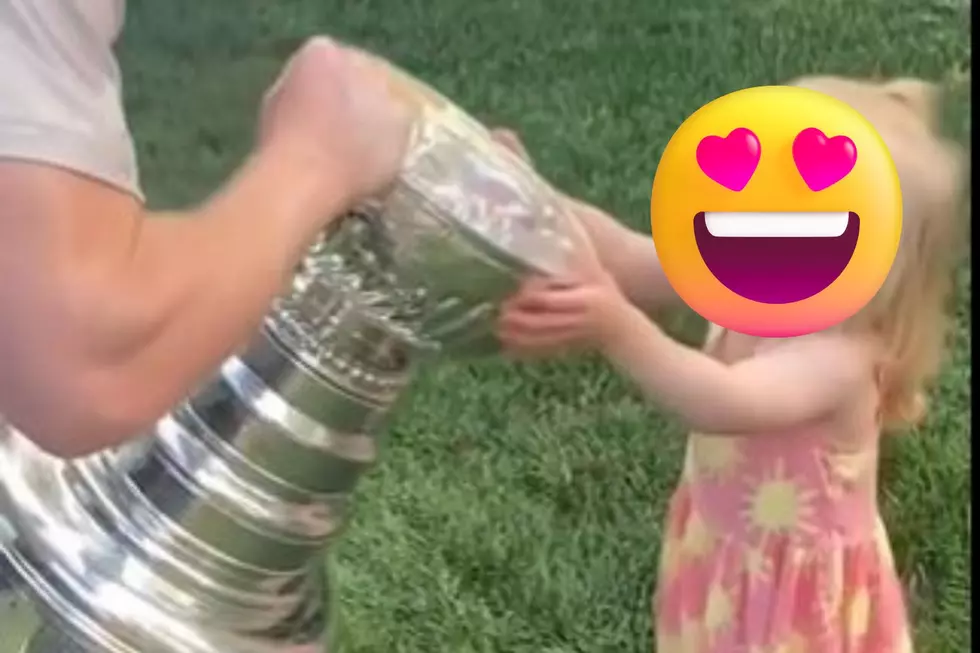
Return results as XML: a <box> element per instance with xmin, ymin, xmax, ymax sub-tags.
<box><xmin>0</xmin><ymin>63</ymin><xmax>589</xmax><ymax>652</ymax></box>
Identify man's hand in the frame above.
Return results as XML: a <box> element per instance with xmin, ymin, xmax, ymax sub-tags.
<box><xmin>259</xmin><ymin>38</ymin><xmax>412</xmax><ymax>211</ymax></box>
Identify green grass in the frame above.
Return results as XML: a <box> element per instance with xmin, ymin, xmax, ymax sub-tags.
<box><xmin>120</xmin><ymin>0</ymin><xmax>971</xmax><ymax>650</ymax></box>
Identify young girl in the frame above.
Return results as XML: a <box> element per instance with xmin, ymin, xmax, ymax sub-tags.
<box><xmin>492</xmin><ymin>75</ymin><xmax>966</xmax><ymax>652</ymax></box>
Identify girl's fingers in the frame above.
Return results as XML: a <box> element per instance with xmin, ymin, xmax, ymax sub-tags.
<box><xmin>569</xmin><ymin>237</ymin><xmax>606</xmax><ymax>276</ymax></box>
<box><xmin>501</xmin><ymin>342</ymin><xmax>571</xmax><ymax>360</ymax></box>
<box><xmin>503</xmin><ymin>278</ymin><xmax>559</xmax><ymax>311</ymax></box>
<box><xmin>498</xmin><ymin>308</ymin><xmax>585</xmax><ymax>333</ymax></box>
<box><xmin>507</xmin><ymin>286</ymin><xmax>593</xmax><ymax>314</ymax></box>
<box><xmin>498</xmin><ymin>329</ymin><xmax>582</xmax><ymax>356</ymax></box>
<box><xmin>515</xmin><ymin>276</ymin><xmax>553</xmax><ymax>294</ymax></box>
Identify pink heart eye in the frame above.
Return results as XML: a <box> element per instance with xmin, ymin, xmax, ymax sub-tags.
<box><xmin>696</xmin><ymin>128</ymin><xmax>761</xmax><ymax>192</ymax></box>
<box><xmin>792</xmin><ymin>128</ymin><xmax>858</xmax><ymax>191</ymax></box>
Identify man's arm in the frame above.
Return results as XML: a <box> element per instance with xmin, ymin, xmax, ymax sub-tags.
<box><xmin>0</xmin><ymin>151</ymin><xmax>333</xmax><ymax>456</ymax></box>
<box><xmin>0</xmin><ymin>39</ymin><xmax>410</xmax><ymax>457</ymax></box>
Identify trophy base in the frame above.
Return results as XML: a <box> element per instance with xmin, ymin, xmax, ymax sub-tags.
<box><xmin>0</xmin><ymin>425</ymin><xmax>336</xmax><ymax>653</ymax></box>
<box><xmin>1</xmin><ymin>548</ymin><xmax>336</xmax><ymax>653</ymax></box>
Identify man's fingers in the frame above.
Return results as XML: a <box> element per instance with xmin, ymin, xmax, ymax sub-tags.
<box><xmin>490</xmin><ymin>128</ymin><xmax>531</xmax><ymax>162</ymax></box>
<box><xmin>343</xmin><ymin>43</ymin><xmax>400</xmax><ymax>86</ymax></box>
<box><xmin>263</xmin><ymin>36</ymin><xmax>341</xmax><ymax>110</ymax></box>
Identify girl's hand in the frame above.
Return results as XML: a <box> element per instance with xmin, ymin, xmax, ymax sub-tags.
<box><xmin>489</xmin><ymin>125</ymin><xmax>632</xmax><ymax>358</ymax></box>
<box><xmin>498</xmin><ymin>249</ymin><xmax>631</xmax><ymax>358</ymax></box>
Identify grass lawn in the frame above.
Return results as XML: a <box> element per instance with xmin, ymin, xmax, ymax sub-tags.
<box><xmin>120</xmin><ymin>0</ymin><xmax>971</xmax><ymax>650</ymax></box>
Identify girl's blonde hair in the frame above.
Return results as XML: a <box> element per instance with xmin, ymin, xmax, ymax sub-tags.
<box><xmin>793</xmin><ymin>76</ymin><xmax>968</xmax><ymax>429</ymax></box>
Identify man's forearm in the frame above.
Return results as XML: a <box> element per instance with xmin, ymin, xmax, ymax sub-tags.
<box><xmin>0</xmin><ymin>146</ymin><xmax>352</xmax><ymax>455</ymax></box>
<box><xmin>90</xmin><ymin>145</ymin><xmax>351</xmax><ymax>423</ymax></box>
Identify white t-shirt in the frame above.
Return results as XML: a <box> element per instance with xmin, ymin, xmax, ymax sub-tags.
<box><xmin>0</xmin><ymin>0</ymin><xmax>141</xmax><ymax>199</ymax></box>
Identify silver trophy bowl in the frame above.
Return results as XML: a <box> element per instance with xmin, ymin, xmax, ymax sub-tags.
<box><xmin>0</xmin><ymin>63</ymin><xmax>589</xmax><ymax>652</ymax></box>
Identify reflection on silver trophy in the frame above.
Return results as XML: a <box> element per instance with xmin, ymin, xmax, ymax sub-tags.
<box><xmin>0</xmin><ymin>65</ymin><xmax>588</xmax><ymax>652</ymax></box>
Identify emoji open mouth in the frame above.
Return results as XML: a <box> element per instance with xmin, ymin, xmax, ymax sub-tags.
<box><xmin>694</xmin><ymin>212</ymin><xmax>860</xmax><ymax>304</ymax></box>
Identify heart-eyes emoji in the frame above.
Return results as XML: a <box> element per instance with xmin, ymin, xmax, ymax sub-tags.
<box><xmin>651</xmin><ymin>85</ymin><xmax>902</xmax><ymax>338</ymax></box>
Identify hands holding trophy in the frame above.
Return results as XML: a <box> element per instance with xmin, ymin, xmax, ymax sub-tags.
<box><xmin>0</xmin><ymin>38</ymin><xmax>595</xmax><ymax>653</ymax></box>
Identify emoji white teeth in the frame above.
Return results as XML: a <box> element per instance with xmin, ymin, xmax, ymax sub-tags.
<box><xmin>704</xmin><ymin>212</ymin><xmax>850</xmax><ymax>238</ymax></box>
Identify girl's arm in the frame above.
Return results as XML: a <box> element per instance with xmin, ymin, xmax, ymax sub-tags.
<box><xmin>566</xmin><ymin>198</ymin><xmax>681</xmax><ymax>313</ymax></box>
<box><xmin>600</xmin><ymin>302</ymin><xmax>875</xmax><ymax>434</ymax></box>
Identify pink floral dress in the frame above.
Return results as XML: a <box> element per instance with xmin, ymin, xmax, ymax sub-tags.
<box><xmin>653</xmin><ymin>330</ymin><xmax>914</xmax><ymax>653</ymax></box>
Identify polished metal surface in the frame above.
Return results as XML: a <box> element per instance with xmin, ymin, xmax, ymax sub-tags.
<box><xmin>0</xmin><ymin>62</ymin><xmax>587</xmax><ymax>652</ymax></box>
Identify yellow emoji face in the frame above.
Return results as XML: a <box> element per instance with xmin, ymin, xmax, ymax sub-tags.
<box><xmin>650</xmin><ymin>86</ymin><xmax>902</xmax><ymax>337</ymax></box>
